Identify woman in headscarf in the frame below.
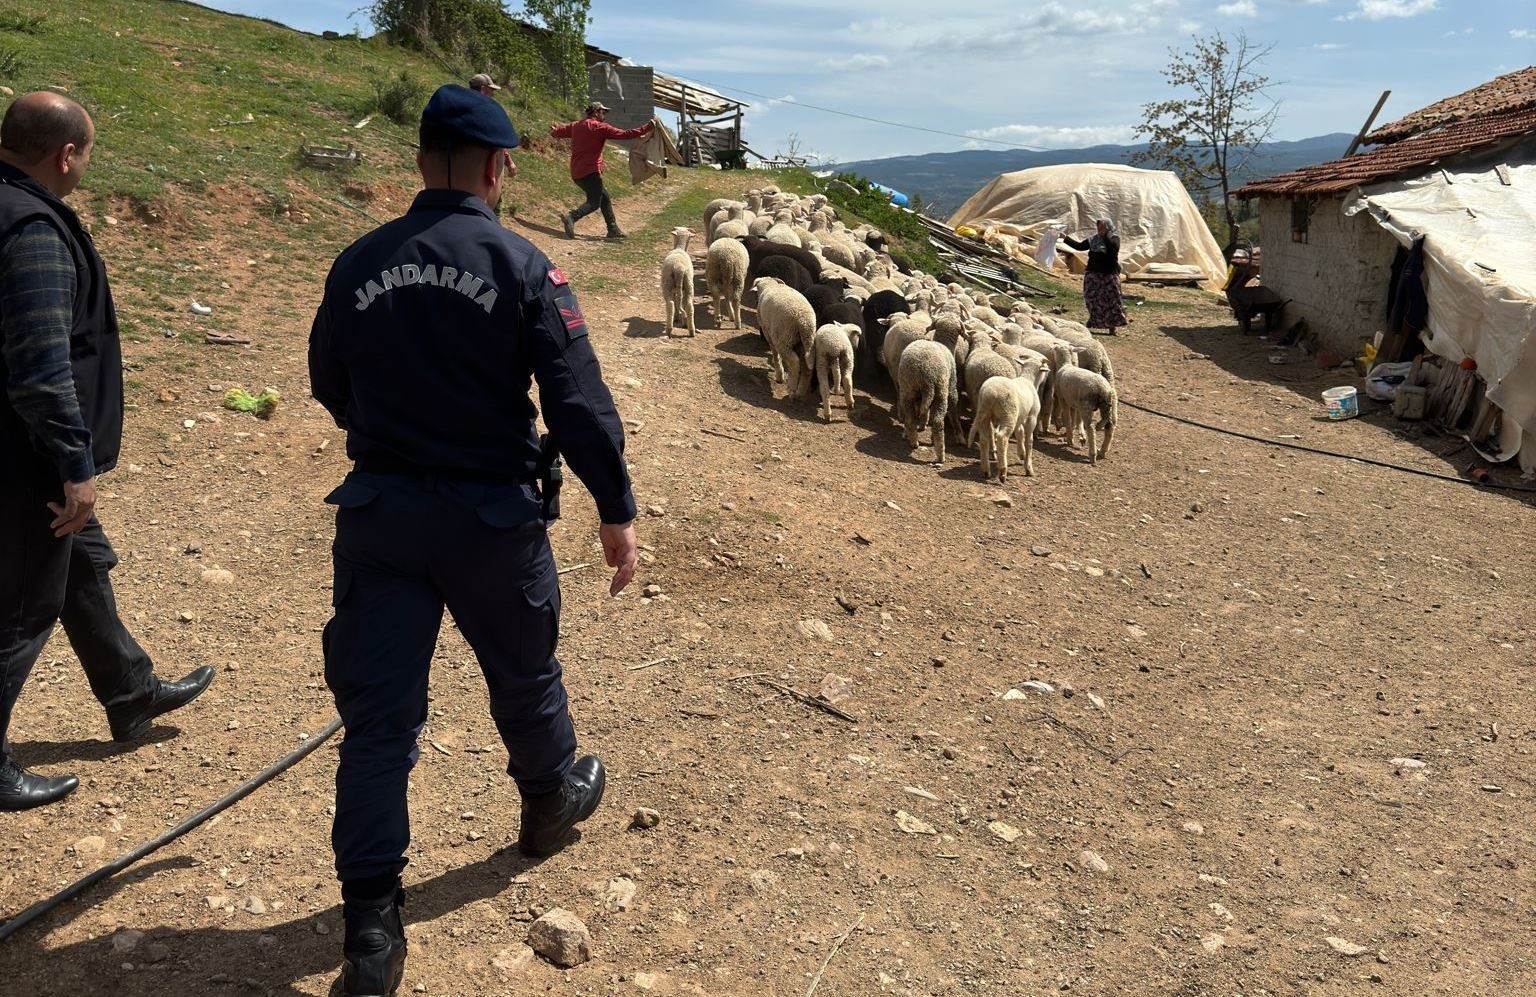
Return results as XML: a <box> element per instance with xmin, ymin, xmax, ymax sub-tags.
<box><xmin>1063</xmin><ymin>219</ymin><xmax>1126</xmax><ymax>334</ymax></box>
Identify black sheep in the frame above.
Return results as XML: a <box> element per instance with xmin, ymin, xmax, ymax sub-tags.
<box><xmin>755</xmin><ymin>255</ymin><xmax>815</xmax><ymax>296</ymax></box>
<box><xmin>742</xmin><ymin>236</ymin><xmax>822</xmax><ymax>283</ymax></box>
<box><xmin>860</xmin><ymin>289</ymin><xmax>909</xmax><ymax>386</ymax></box>
<box><xmin>804</xmin><ymin>284</ymin><xmax>843</xmax><ymax>326</ymax></box>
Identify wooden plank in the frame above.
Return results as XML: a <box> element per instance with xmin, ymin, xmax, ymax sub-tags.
<box><xmin>1344</xmin><ymin>90</ymin><xmax>1392</xmax><ymax>158</ymax></box>
<box><xmin>1495</xmin><ymin>164</ymin><xmax>1513</xmax><ymax>186</ymax></box>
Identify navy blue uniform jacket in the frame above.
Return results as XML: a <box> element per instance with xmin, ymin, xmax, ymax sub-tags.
<box><xmin>309</xmin><ymin>189</ymin><xmax>635</xmax><ymax>525</ymax></box>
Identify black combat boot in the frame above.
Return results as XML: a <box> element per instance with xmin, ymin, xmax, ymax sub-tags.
<box><xmin>604</xmin><ymin>228</ymin><xmax>626</xmax><ymax>241</ymax></box>
<box><xmin>517</xmin><ymin>755</ymin><xmax>606</xmax><ymax>857</ymax></box>
<box><xmin>561</xmin><ymin>211</ymin><xmax>575</xmax><ymax>239</ymax></box>
<box><xmin>331</xmin><ymin>881</ymin><xmax>407</xmax><ymax>997</ymax></box>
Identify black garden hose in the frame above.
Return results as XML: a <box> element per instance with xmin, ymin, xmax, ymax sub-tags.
<box><xmin>0</xmin><ymin>715</ymin><xmax>344</xmax><ymax>942</ymax></box>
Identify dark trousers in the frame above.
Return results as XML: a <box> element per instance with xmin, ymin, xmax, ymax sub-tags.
<box><xmin>0</xmin><ymin>477</ymin><xmax>155</xmax><ymax>761</ymax></box>
<box><xmin>323</xmin><ymin>471</ymin><xmax>576</xmax><ymax>883</ymax></box>
<box><xmin>569</xmin><ymin>171</ymin><xmax>617</xmax><ymax>231</ymax></box>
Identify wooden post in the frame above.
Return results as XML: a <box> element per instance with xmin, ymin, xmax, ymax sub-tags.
<box><xmin>734</xmin><ymin>107</ymin><xmax>742</xmax><ymax>152</ymax></box>
<box><xmin>679</xmin><ymin>84</ymin><xmax>690</xmax><ymax>166</ymax></box>
<box><xmin>1344</xmin><ymin>90</ymin><xmax>1392</xmax><ymax>157</ymax></box>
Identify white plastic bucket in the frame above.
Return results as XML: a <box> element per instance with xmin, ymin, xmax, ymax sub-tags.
<box><xmin>1322</xmin><ymin>386</ymin><xmax>1358</xmax><ymax>420</ymax></box>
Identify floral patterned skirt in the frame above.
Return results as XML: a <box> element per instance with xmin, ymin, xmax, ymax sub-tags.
<box><xmin>1083</xmin><ymin>272</ymin><xmax>1127</xmax><ymax>330</ymax></box>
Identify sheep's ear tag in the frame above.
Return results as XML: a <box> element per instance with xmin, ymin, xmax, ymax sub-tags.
<box><xmin>548</xmin><ymin>267</ymin><xmax>569</xmax><ymax>286</ymax></box>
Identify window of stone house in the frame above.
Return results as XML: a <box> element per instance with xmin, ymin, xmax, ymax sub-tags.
<box><xmin>1290</xmin><ymin>198</ymin><xmax>1312</xmax><ymax>244</ymax></box>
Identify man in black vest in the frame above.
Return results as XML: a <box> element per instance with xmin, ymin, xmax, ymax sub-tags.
<box><xmin>0</xmin><ymin>92</ymin><xmax>214</xmax><ymax>811</ymax></box>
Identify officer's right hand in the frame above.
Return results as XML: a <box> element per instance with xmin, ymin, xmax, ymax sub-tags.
<box><xmin>600</xmin><ymin>521</ymin><xmax>637</xmax><ymax>596</ymax></box>
<box><xmin>47</xmin><ymin>476</ymin><xmax>97</xmax><ymax>537</ymax></box>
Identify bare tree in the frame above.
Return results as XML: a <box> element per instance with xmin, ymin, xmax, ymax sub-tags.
<box><xmin>1133</xmin><ymin>30</ymin><xmax>1280</xmax><ymax>249</ymax></box>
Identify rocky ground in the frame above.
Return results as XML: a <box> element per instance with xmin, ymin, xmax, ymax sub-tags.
<box><xmin>2</xmin><ymin>172</ymin><xmax>1533</xmax><ymax>996</ymax></box>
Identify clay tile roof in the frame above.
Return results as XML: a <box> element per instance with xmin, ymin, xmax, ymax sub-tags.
<box><xmin>1236</xmin><ymin>104</ymin><xmax>1536</xmax><ymax>198</ymax></box>
<box><xmin>1366</xmin><ymin>66</ymin><xmax>1536</xmax><ymax>145</ymax></box>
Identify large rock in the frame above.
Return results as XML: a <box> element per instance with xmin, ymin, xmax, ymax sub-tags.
<box><xmin>527</xmin><ymin>908</ymin><xmax>592</xmax><ymax>967</ymax></box>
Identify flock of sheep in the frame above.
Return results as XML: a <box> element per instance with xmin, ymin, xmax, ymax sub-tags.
<box><xmin>658</xmin><ymin>185</ymin><xmax>1119</xmax><ymax>483</ymax></box>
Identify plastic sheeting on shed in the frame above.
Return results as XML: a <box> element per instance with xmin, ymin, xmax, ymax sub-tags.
<box><xmin>1345</xmin><ymin>158</ymin><xmax>1536</xmax><ymax>472</ymax></box>
<box><xmin>946</xmin><ymin>163</ymin><xmax>1229</xmax><ymax>287</ymax></box>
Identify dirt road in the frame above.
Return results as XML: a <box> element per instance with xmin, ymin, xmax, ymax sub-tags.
<box><xmin>3</xmin><ymin>174</ymin><xmax>1533</xmax><ymax>996</ymax></box>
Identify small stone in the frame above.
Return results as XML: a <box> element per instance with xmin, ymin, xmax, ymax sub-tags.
<box><xmin>942</xmin><ymin>746</ymin><xmax>957</xmax><ymax>760</ymax></box>
<box><xmin>200</xmin><ymin>568</ymin><xmax>234</xmax><ymax>586</ymax></box>
<box><xmin>1481</xmin><ymin>784</ymin><xmax>1503</xmax><ymax>793</ymax></box>
<box><xmin>622</xmin><ymin>377</ymin><xmax>644</xmax><ymax>389</ymax></box>
<box><xmin>1084</xmin><ymin>565</ymin><xmax>1105</xmax><ymax>577</ymax></box>
<box><xmin>1125</xmin><ymin>624</ymin><xmax>1147</xmax><ymax>639</ymax></box>
<box><xmin>931</xmin><ymin>657</ymin><xmax>947</xmax><ymax>668</ymax></box>
<box><xmin>883</xmin><ymin>500</ymin><xmax>901</xmax><ymax>511</ymax></box>
<box><xmin>894</xmin><ymin>810</ymin><xmax>937</xmax><ymax>835</ymax></box>
<box><xmin>414</xmin><ymin>985</ymin><xmax>427</xmax><ymax>993</ymax></box>
<box><xmin>1078</xmin><ymin>850</ymin><xmax>1110</xmax><ymax>873</ymax></box>
<box><xmin>71</xmin><ymin>835</ymin><xmax>107</xmax><ymax>857</ymax></box>
<box><xmin>1030</xmin><ymin>545</ymin><xmax>1052</xmax><ymax>557</ymax></box>
<box><xmin>1182</xmin><ymin>821</ymin><xmax>1205</xmax><ymax>835</ymax></box>
<box><xmin>243</xmin><ymin>896</ymin><xmax>266</xmax><ymax>915</ymax></box>
<box><xmin>111</xmin><ymin>929</ymin><xmax>145</xmax><ymax>953</ymax></box>
<box><xmin>1198</xmin><ymin>873</ymin><xmax>1228</xmax><ymax>886</ymax></box>
<box><xmin>527</xmin><ymin>908</ymin><xmax>592</xmax><ymax>967</ymax></box>
<box><xmin>1086</xmin><ymin>692</ymin><xmax>1107</xmax><ymax>711</ymax></box>
<box><xmin>818</xmin><ymin>673</ymin><xmax>853</xmax><ymax>704</ymax></box>
<box><xmin>644</xmin><ymin>504</ymin><xmax>665</xmax><ymax>517</ymax></box>
<box><xmin>796</xmin><ymin>618</ymin><xmax>833</xmax><ymax>642</ymax></box>
<box><xmin>491</xmin><ymin>943</ymin><xmax>535</xmax><ymax>973</ymax></box>
<box><xmin>630</xmin><ymin>807</ymin><xmax>661</xmax><ymax>829</ymax></box>
<box><xmin>643</xmin><ymin>583</ymin><xmax>664</xmax><ymax>598</ymax></box>
<box><xmin>904</xmin><ymin>786</ymin><xmax>939</xmax><ymax>801</ymax></box>
<box><xmin>990</xmin><ymin>493</ymin><xmax>1012</xmax><ymax>508</ymax></box>
<box><xmin>1388</xmin><ymin>757</ymin><xmax>1426</xmax><ymax>770</ymax></box>
<box><xmin>206</xmin><ymin>894</ymin><xmax>231</xmax><ymax>910</ymax></box>
<box><xmin>177</xmin><ymin>611</ymin><xmax>194</xmax><ymax>624</ymax></box>
<box><xmin>988</xmin><ymin>820</ymin><xmax>1021</xmax><ymax>843</ymax></box>
<box><xmin>143</xmin><ymin>943</ymin><xmax>171</xmax><ymax>963</ymax></box>
<box><xmin>1201</xmin><ymin>933</ymin><xmax>1226</xmax><ymax>953</ymax></box>
<box><xmin>604</xmin><ymin>876</ymin><xmax>637</xmax><ymax>911</ymax></box>
<box><xmin>314</xmin><ymin>921</ymin><xmax>330</xmax><ymax>935</ymax></box>
<box><xmin>1326</xmin><ymin>936</ymin><xmax>1371</xmax><ymax>957</ymax></box>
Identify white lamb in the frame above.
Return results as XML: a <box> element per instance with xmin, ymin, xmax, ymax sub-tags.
<box><xmin>752</xmin><ymin>276</ymin><xmax>816</xmax><ymax>396</ymax></box>
<box><xmin>896</xmin><ymin>340</ymin><xmax>958</xmax><ymax>465</ymax></box>
<box><xmin>1053</xmin><ymin>366</ymin><xmax>1118</xmax><ymax>464</ymax></box>
<box><xmin>812</xmin><ymin>322</ymin><xmax>860</xmax><ymax>421</ymax></box>
<box><xmin>880</xmin><ymin>313</ymin><xmax>935</xmax><ymax>377</ymax></box>
<box><xmin>705</xmin><ymin>237</ymin><xmax>749</xmax><ymax>329</ymax></box>
<box><xmin>968</xmin><ymin>371</ymin><xmax>1044</xmax><ymax>482</ymax></box>
<box><xmin>660</xmin><ymin>227</ymin><xmax>696</xmax><ymax>337</ymax></box>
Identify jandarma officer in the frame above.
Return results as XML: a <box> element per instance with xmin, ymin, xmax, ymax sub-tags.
<box><xmin>308</xmin><ymin>85</ymin><xmax>638</xmax><ymax>997</ymax></box>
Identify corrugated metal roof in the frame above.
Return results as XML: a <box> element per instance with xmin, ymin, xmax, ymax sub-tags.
<box><xmin>1236</xmin><ymin>105</ymin><xmax>1536</xmax><ymax>198</ymax></box>
<box><xmin>1367</xmin><ymin>66</ymin><xmax>1536</xmax><ymax>145</ymax></box>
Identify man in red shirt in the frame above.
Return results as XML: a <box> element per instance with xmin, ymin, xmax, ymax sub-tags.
<box><xmin>551</xmin><ymin>102</ymin><xmax>653</xmax><ymax>240</ymax></box>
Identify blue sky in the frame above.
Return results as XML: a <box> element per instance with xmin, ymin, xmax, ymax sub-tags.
<box><xmin>211</xmin><ymin>0</ymin><xmax>1534</xmax><ymax>163</ymax></box>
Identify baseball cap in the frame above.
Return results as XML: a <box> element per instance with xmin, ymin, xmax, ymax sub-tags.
<box><xmin>420</xmin><ymin>85</ymin><xmax>519</xmax><ymax>149</ymax></box>
<box><xmin>468</xmin><ymin>73</ymin><xmax>501</xmax><ymax>91</ymax></box>
<box><xmin>585</xmin><ymin>101</ymin><xmax>610</xmax><ymax>114</ymax></box>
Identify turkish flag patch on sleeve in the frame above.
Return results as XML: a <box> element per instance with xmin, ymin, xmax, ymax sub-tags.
<box><xmin>548</xmin><ymin>267</ymin><xmax>569</xmax><ymax>286</ymax></box>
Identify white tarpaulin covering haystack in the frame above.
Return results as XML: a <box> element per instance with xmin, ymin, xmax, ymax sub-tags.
<box><xmin>1345</xmin><ymin>158</ymin><xmax>1536</xmax><ymax>471</ymax></box>
<box><xmin>946</xmin><ymin>163</ymin><xmax>1229</xmax><ymax>287</ymax></box>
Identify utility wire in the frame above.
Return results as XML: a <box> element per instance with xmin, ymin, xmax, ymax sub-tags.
<box><xmin>699</xmin><ymin>82</ymin><xmax>1048</xmax><ymax>152</ymax></box>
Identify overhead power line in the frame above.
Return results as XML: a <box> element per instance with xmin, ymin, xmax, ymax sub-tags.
<box><xmin>699</xmin><ymin>82</ymin><xmax>1049</xmax><ymax>152</ymax></box>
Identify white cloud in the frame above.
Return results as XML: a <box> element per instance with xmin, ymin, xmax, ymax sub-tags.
<box><xmin>1179</xmin><ymin>19</ymin><xmax>1204</xmax><ymax>31</ymax></box>
<box><xmin>817</xmin><ymin>53</ymin><xmax>892</xmax><ymax>72</ymax></box>
<box><xmin>1312</xmin><ymin>41</ymin><xmax>1348</xmax><ymax>49</ymax></box>
<box><xmin>1512</xmin><ymin>28</ymin><xmax>1534</xmax><ymax>39</ymax></box>
<box><xmin>1216</xmin><ymin>1</ymin><xmax>1258</xmax><ymax>16</ymax></box>
<box><xmin>1440</xmin><ymin>26</ymin><xmax>1474</xmax><ymax>36</ymax></box>
<box><xmin>917</xmin><ymin>3</ymin><xmax>1161</xmax><ymax>53</ymax></box>
<box><xmin>967</xmin><ymin>123</ymin><xmax>1140</xmax><ymax>149</ymax></box>
<box><xmin>1338</xmin><ymin>0</ymin><xmax>1438</xmax><ymax>21</ymax></box>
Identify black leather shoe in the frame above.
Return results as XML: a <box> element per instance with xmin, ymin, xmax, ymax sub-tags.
<box><xmin>331</xmin><ymin>884</ymin><xmax>407</xmax><ymax>997</ymax></box>
<box><xmin>107</xmin><ymin>666</ymin><xmax>216</xmax><ymax>742</ymax></box>
<box><xmin>0</xmin><ymin>758</ymin><xmax>79</xmax><ymax>812</ymax></box>
<box><xmin>518</xmin><ymin>755</ymin><xmax>606</xmax><ymax>858</ymax></box>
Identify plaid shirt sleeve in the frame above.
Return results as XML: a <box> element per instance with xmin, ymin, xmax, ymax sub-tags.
<box><xmin>0</xmin><ymin>218</ymin><xmax>93</xmax><ymax>483</ymax></box>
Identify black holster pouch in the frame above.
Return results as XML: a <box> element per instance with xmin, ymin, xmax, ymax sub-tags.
<box><xmin>536</xmin><ymin>433</ymin><xmax>564</xmax><ymax>523</ymax></box>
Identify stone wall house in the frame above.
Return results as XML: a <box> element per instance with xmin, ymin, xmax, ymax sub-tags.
<box><xmin>1236</xmin><ymin>67</ymin><xmax>1536</xmax><ymax>356</ymax></box>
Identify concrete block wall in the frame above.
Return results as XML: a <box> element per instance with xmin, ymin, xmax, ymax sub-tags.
<box><xmin>586</xmin><ymin>64</ymin><xmax>654</xmax><ymax>130</ymax></box>
<box><xmin>1257</xmin><ymin>196</ymin><xmax>1401</xmax><ymax>353</ymax></box>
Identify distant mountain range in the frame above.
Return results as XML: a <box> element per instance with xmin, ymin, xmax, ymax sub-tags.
<box><xmin>833</xmin><ymin>134</ymin><xmax>1354</xmax><ymax>216</ymax></box>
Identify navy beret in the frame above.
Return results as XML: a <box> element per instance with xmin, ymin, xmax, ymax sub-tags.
<box><xmin>420</xmin><ymin>84</ymin><xmax>519</xmax><ymax>148</ymax></box>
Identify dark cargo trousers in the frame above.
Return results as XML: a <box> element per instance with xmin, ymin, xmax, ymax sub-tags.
<box><xmin>0</xmin><ymin>475</ymin><xmax>155</xmax><ymax>759</ymax></box>
<box><xmin>323</xmin><ymin>471</ymin><xmax>576</xmax><ymax>883</ymax></box>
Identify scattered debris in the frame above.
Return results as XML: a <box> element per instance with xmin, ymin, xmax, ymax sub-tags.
<box><xmin>806</xmin><ymin>911</ymin><xmax>866</xmax><ymax>997</ymax></box>
<box><xmin>1325</xmin><ymin>936</ymin><xmax>1371</xmax><ymax>957</ymax></box>
<box><xmin>818</xmin><ymin>673</ymin><xmax>853</xmax><ymax>704</ymax></box>
<box><xmin>188</xmin><ymin>301</ymin><xmax>213</xmax><ymax>315</ymax></box>
<box><xmin>758</xmin><ymin>679</ymin><xmax>860</xmax><ymax>723</ymax></box>
<box><xmin>1078</xmin><ymin>850</ymin><xmax>1110</xmax><ymax>873</ymax></box>
<box><xmin>796</xmin><ymin>619</ymin><xmax>834</xmax><ymax>642</ymax></box>
<box><xmin>988</xmin><ymin>821</ymin><xmax>1022</xmax><ymax>843</ymax></box>
<box><xmin>222</xmin><ymin>387</ymin><xmax>279</xmax><ymax>419</ymax></box>
<box><xmin>903</xmin><ymin>786</ymin><xmax>939</xmax><ymax>802</ymax></box>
